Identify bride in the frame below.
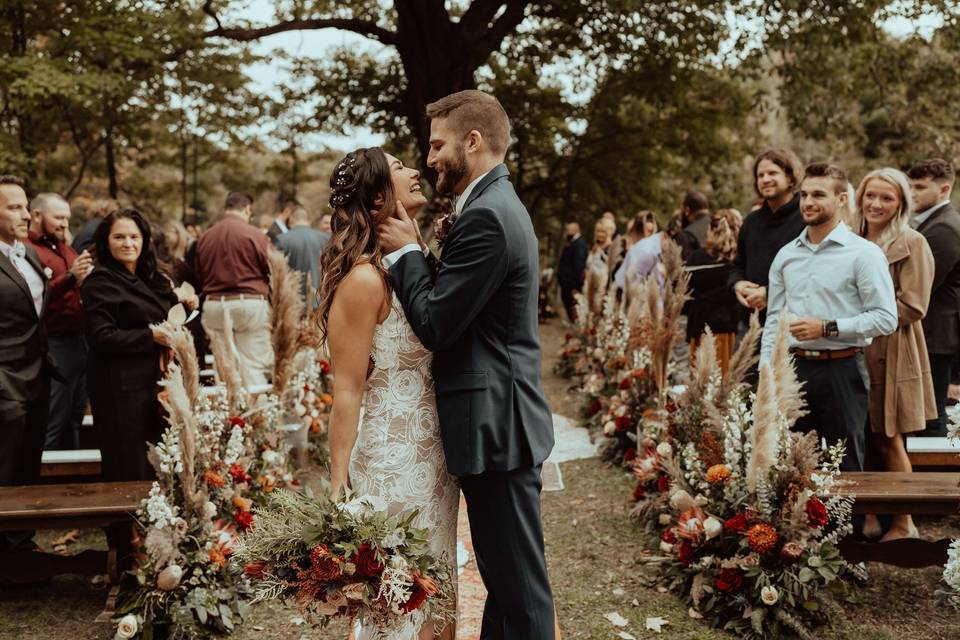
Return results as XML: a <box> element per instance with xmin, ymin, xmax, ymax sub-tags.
<box><xmin>318</xmin><ymin>147</ymin><xmax>459</xmax><ymax>640</ymax></box>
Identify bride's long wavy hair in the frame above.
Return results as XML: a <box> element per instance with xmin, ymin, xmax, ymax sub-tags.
<box><xmin>317</xmin><ymin>147</ymin><xmax>397</xmax><ymax>341</ymax></box>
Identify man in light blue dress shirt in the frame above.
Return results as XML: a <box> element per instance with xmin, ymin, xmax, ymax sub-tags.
<box><xmin>762</xmin><ymin>163</ymin><xmax>898</xmax><ymax>471</ymax></box>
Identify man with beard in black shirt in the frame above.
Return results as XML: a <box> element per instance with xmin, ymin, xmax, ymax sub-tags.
<box><xmin>728</xmin><ymin>148</ymin><xmax>807</xmax><ymax>327</ymax></box>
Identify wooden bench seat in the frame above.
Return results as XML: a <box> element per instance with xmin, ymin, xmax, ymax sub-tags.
<box><xmin>0</xmin><ymin>481</ymin><xmax>151</xmax><ymax>589</ymax></box>
<box><xmin>828</xmin><ymin>472</ymin><xmax>960</xmax><ymax>568</ymax></box>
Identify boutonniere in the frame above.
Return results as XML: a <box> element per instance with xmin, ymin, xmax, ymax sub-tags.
<box><xmin>43</xmin><ymin>266</ymin><xmax>53</xmax><ymax>279</ymax></box>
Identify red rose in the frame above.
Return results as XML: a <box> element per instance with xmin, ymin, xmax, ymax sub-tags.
<box><xmin>632</xmin><ymin>483</ymin><xmax>646</xmax><ymax>502</ymax></box>
<box><xmin>234</xmin><ymin>509</ymin><xmax>254</xmax><ymax>532</ymax></box>
<box><xmin>319</xmin><ymin>360</ymin><xmax>331</xmax><ymax>374</ymax></box>
<box><xmin>661</xmin><ymin>529</ymin><xmax>677</xmax><ymax>544</ymax></box>
<box><xmin>678</xmin><ymin>541</ymin><xmax>694</xmax><ymax>566</ymax></box>
<box><xmin>400</xmin><ymin>588</ymin><xmax>429</xmax><ymax>612</ymax></box>
<box><xmin>228</xmin><ymin>416</ymin><xmax>245</xmax><ymax>428</ymax></box>
<box><xmin>805</xmin><ymin>497</ymin><xmax>828</xmax><ymax>528</ymax></box>
<box><xmin>352</xmin><ymin>543</ymin><xmax>385</xmax><ymax>577</ymax></box>
<box><xmin>624</xmin><ymin>447</ymin><xmax>637</xmax><ymax>463</ymax></box>
<box><xmin>619</xmin><ymin>377</ymin><xmax>632</xmax><ymax>390</ymax></box>
<box><xmin>723</xmin><ymin>513</ymin><xmax>748</xmax><ymax>534</ymax></box>
<box><xmin>589</xmin><ymin>400</ymin><xmax>602</xmax><ymax>416</ymax></box>
<box><xmin>228</xmin><ymin>463</ymin><xmax>250</xmax><ymax>484</ymax></box>
<box><xmin>716</xmin><ymin>567</ymin><xmax>744</xmax><ymax>593</ymax></box>
<box><xmin>657</xmin><ymin>475</ymin><xmax>671</xmax><ymax>493</ymax></box>
<box><xmin>615</xmin><ymin>416</ymin><xmax>632</xmax><ymax>432</ymax></box>
<box><xmin>244</xmin><ymin>560</ymin><xmax>267</xmax><ymax>579</ymax></box>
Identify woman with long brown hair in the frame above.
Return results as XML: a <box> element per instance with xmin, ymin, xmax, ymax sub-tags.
<box><xmin>318</xmin><ymin>147</ymin><xmax>458</xmax><ymax>640</ymax></box>
<box><xmin>686</xmin><ymin>208</ymin><xmax>743</xmax><ymax>373</ymax></box>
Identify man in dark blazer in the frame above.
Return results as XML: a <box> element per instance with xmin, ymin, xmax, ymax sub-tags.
<box><xmin>557</xmin><ymin>221</ymin><xmax>587</xmax><ymax>321</ymax></box>
<box><xmin>0</xmin><ymin>175</ymin><xmax>51</xmax><ymax>551</ymax></box>
<box><xmin>908</xmin><ymin>158</ymin><xmax>960</xmax><ymax>436</ymax></box>
<box><xmin>379</xmin><ymin>90</ymin><xmax>556</xmax><ymax>639</ymax></box>
<box><xmin>275</xmin><ymin>205</ymin><xmax>330</xmax><ymax>309</ymax></box>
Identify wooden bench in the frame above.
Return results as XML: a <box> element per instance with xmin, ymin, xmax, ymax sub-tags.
<box><xmin>829</xmin><ymin>471</ymin><xmax>960</xmax><ymax>567</ymax></box>
<box><xmin>906</xmin><ymin>436</ymin><xmax>960</xmax><ymax>468</ymax></box>
<box><xmin>0</xmin><ymin>481</ymin><xmax>151</xmax><ymax>587</ymax></box>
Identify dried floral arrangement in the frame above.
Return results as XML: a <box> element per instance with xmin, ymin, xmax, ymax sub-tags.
<box><xmin>235</xmin><ymin>490</ymin><xmax>455</xmax><ymax>637</ymax></box>
<box><xmin>634</xmin><ymin>315</ymin><xmax>858</xmax><ymax>639</ymax></box>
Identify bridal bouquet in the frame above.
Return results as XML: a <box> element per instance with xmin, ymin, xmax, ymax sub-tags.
<box><xmin>235</xmin><ymin>489</ymin><xmax>455</xmax><ymax>634</ymax></box>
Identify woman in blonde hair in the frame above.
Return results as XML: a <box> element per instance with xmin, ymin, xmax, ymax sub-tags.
<box><xmin>319</xmin><ymin>148</ymin><xmax>458</xmax><ymax>639</ymax></box>
<box><xmin>686</xmin><ymin>208</ymin><xmax>743</xmax><ymax>373</ymax></box>
<box><xmin>854</xmin><ymin>168</ymin><xmax>935</xmax><ymax>541</ymax></box>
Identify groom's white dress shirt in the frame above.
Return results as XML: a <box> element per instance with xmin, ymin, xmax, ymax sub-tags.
<box><xmin>383</xmin><ymin>170</ymin><xmax>491</xmax><ymax>268</ymax></box>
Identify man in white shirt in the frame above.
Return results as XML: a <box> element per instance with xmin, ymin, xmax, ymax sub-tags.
<box><xmin>762</xmin><ymin>163</ymin><xmax>897</xmax><ymax>471</ymax></box>
<box><xmin>907</xmin><ymin>158</ymin><xmax>960</xmax><ymax>436</ymax></box>
<box><xmin>0</xmin><ymin>175</ymin><xmax>52</xmax><ymax>553</ymax></box>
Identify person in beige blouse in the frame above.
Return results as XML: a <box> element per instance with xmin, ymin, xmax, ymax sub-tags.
<box><xmin>853</xmin><ymin>168</ymin><xmax>936</xmax><ymax>541</ymax></box>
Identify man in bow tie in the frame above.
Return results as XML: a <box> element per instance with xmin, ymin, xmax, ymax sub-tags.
<box><xmin>0</xmin><ymin>175</ymin><xmax>53</xmax><ymax>553</ymax></box>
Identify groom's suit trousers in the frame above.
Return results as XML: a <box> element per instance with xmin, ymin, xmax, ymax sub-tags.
<box><xmin>459</xmin><ymin>465</ymin><xmax>555</xmax><ymax>640</ymax></box>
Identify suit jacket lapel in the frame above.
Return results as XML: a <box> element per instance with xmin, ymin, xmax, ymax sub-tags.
<box><xmin>0</xmin><ymin>251</ymin><xmax>35</xmax><ymax>308</ymax></box>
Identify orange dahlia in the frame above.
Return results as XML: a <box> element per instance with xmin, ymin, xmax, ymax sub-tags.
<box><xmin>746</xmin><ymin>523</ymin><xmax>779</xmax><ymax>554</ymax></box>
<box><xmin>706</xmin><ymin>464</ymin><xmax>731</xmax><ymax>485</ymax></box>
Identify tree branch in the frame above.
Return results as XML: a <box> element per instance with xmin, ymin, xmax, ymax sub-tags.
<box><xmin>204</xmin><ymin>17</ymin><xmax>399</xmax><ymax>47</ymax></box>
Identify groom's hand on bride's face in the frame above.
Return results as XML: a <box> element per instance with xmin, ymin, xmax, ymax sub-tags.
<box><xmin>378</xmin><ymin>200</ymin><xmax>421</xmax><ymax>253</ymax></box>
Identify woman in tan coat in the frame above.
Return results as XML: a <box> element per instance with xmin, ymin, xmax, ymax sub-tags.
<box><xmin>854</xmin><ymin>168</ymin><xmax>936</xmax><ymax>541</ymax></box>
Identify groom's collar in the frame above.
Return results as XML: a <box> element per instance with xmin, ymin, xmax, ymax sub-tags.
<box><xmin>455</xmin><ymin>163</ymin><xmax>509</xmax><ymax>216</ymax></box>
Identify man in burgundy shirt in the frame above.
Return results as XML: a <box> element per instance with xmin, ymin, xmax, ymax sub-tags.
<box><xmin>195</xmin><ymin>192</ymin><xmax>274</xmax><ymax>385</ymax></box>
<box><xmin>27</xmin><ymin>193</ymin><xmax>93</xmax><ymax>449</ymax></box>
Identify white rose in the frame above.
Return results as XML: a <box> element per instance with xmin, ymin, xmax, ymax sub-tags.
<box><xmin>703</xmin><ymin>517</ymin><xmax>723</xmax><ymax>540</ymax></box>
<box><xmin>603</xmin><ymin>421</ymin><xmax>616</xmax><ymax>436</ymax></box>
<box><xmin>656</xmin><ymin>442</ymin><xmax>673</xmax><ymax>457</ymax></box>
<box><xmin>658</xmin><ymin>513</ymin><xmax>673</xmax><ymax>525</ymax></box>
<box><xmin>669</xmin><ymin>489</ymin><xmax>695</xmax><ymax>512</ymax></box>
<box><xmin>761</xmin><ymin>585</ymin><xmax>779</xmax><ymax>605</ymax></box>
<box><xmin>115</xmin><ymin>614</ymin><xmax>138</xmax><ymax>639</ymax></box>
<box><xmin>659</xmin><ymin>541</ymin><xmax>674</xmax><ymax>554</ymax></box>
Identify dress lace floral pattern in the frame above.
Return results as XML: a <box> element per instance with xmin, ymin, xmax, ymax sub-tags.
<box><xmin>350</xmin><ymin>293</ymin><xmax>460</xmax><ymax>639</ymax></box>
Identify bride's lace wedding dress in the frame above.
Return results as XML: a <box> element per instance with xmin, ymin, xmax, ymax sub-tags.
<box><xmin>349</xmin><ymin>293</ymin><xmax>460</xmax><ymax>639</ymax></box>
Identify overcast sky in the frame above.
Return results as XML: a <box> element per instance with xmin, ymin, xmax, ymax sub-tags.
<box><xmin>237</xmin><ymin>1</ymin><xmax>944</xmax><ymax>153</ymax></box>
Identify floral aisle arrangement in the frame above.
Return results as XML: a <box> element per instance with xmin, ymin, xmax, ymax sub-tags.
<box><xmin>235</xmin><ymin>489</ymin><xmax>456</xmax><ymax>636</ymax></box>
<box><xmin>937</xmin><ymin>405</ymin><xmax>960</xmax><ymax>609</ymax></box>
<box><xmin>635</xmin><ymin>317</ymin><xmax>858</xmax><ymax>639</ymax></box>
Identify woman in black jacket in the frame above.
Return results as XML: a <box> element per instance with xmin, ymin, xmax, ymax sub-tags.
<box><xmin>686</xmin><ymin>209</ymin><xmax>743</xmax><ymax>373</ymax></box>
<box><xmin>81</xmin><ymin>209</ymin><xmax>180</xmax><ymax>482</ymax></box>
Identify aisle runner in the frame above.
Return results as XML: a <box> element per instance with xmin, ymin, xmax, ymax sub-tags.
<box><xmin>455</xmin><ymin>413</ymin><xmax>597</xmax><ymax>638</ymax></box>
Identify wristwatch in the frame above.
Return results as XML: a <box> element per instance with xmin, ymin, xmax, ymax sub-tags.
<box><xmin>824</xmin><ymin>320</ymin><xmax>839</xmax><ymax>338</ymax></box>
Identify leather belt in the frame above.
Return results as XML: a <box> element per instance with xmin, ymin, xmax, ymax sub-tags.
<box><xmin>790</xmin><ymin>346</ymin><xmax>862</xmax><ymax>361</ymax></box>
<box><xmin>208</xmin><ymin>293</ymin><xmax>267</xmax><ymax>302</ymax></box>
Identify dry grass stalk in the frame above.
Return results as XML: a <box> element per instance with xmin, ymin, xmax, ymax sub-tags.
<box><xmin>268</xmin><ymin>247</ymin><xmax>305</xmax><ymax>396</ymax></box>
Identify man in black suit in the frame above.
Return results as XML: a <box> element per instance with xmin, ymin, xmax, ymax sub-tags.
<box><xmin>557</xmin><ymin>221</ymin><xmax>587</xmax><ymax>321</ymax></box>
<box><xmin>379</xmin><ymin>90</ymin><xmax>557</xmax><ymax>639</ymax></box>
<box><xmin>0</xmin><ymin>175</ymin><xmax>51</xmax><ymax>551</ymax></box>
<box><xmin>275</xmin><ymin>205</ymin><xmax>330</xmax><ymax>309</ymax></box>
<box><xmin>908</xmin><ymin>158</ymin><xmax>960</xmax><ymax>436</ymax></box>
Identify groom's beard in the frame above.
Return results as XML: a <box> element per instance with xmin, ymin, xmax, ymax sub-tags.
<box><xmin>435</xmin><ymin>145</ymin><xmax>468</xmax><ymax>197</ymax></box>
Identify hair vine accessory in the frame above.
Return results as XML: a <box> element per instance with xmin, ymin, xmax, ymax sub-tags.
<box><xmin>329</xmin><ymin>154</ymin><xmax>359</xmax><ymax>208</ymax></box>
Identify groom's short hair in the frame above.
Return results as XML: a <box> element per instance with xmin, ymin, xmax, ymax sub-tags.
<box><xmin>426</xmin><ymin>90</ymin><xmax>511</xmax><ymax>157</ymax></box>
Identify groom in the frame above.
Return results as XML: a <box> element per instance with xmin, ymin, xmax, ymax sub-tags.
<box><xmin>379</xmin><ymin>90</ymin><xmax>556</xmax><ymax>639</ymax></box>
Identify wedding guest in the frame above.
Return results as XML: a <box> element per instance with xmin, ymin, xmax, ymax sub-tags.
<box><xmin>557</xmin><ymin>221</ymin><xmax>587</xmax><ymax>321</ymax></box>
<box><xmin>761</xmin><ymin>163</ymin><xmax>897</xmax><ymax>471</ymax></box>
<box><xmin>0</xmin><ymin>175</ymin><xmax>53</xmax><ymax>553</ymax></box>
<box><xmin>82</xmin><ymin>209</ymin><xmax>178</xmax><ymax>482</ymax></box>
<box><xmin>276</xmin><ymin>205</ymin><xmax>331</xmax><ymax>309</ymax></box>
<box><xmin>686</xmin><ymin>209</ymin><xmax>743</xmax><ymax>373</ymax></box>
<box><xmin>27</xmin><ymin>193</ymin><xmax>93</xmax><ymax>449</ymax></box>
<box><xmin>853</xmin><ymin>168</ymin><xmax>935</xmax><ymax>541</ymax></box>
<box><xmin>907</xmin><ymin>158</ymin><xmax>959</xmax><ymax>437</ymax></box>
<box><xmin>729</xmin><ymin>148</ymin><xmax>806</xmax><ymax>327</ymax></box>
<box><xmin>71</xmin><ymin>197</ymin><xmax>117</xmax><ymax>254</ymax></box>
<box><xmin>267</xmin><ymin>194</ymin><xmax>299</xmax><ymax>244</ymax></box>
<box><xmin>675</xmin><ymin>190</ymin><xmax>710</xmax><ymax>260</ymax></box>
<box><xmin>195</xmin><ymin>192</ymin><xmax>274</xmax><ymax>385</ymax></box>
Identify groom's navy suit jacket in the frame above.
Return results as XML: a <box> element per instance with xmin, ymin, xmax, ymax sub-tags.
<box><xmin>391</xmin><ymin>164</ymin><xmax>555</xmax><ymax>477</ymax></box>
